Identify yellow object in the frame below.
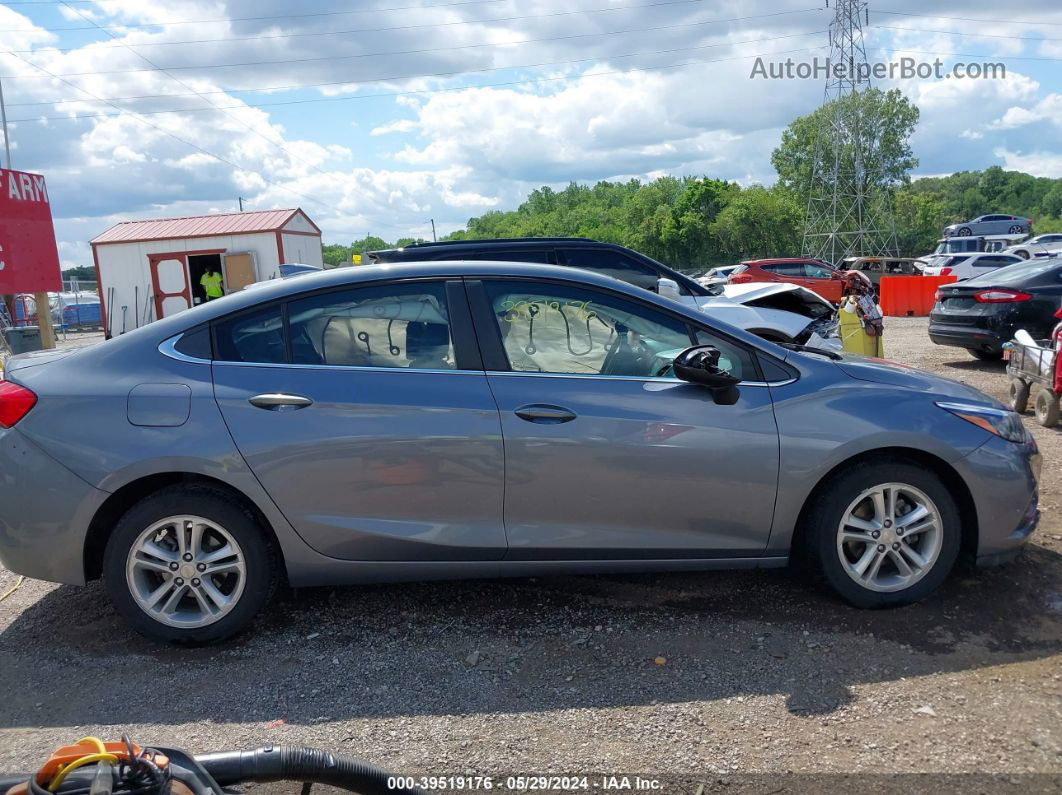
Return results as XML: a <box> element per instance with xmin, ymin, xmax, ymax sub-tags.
<box><xmin>75</xmin><ymin>737</ymin><xmax>106</xmax><ymax>754</ymax></box>
<box><xmin>48</xmin><ymin>753</ymin><xmax>118</xmax><ymax>792</ymax></box>
<box><xmin>201</xmin><ymin>271</ymin><xmax>224</xmax><ymax>298</ymax></box>
<box><xmin>839</xmin><ymin>298</ymin><xmax>884</xmax><ymax>357</ymax></box>
<box><xmin>352</xmin><ymin>253</ymin><xmax>362</xmax><ymax>265</ymax></box>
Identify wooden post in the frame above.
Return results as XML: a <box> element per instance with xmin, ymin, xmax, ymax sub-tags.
<box><xmin>34</xmin><ymin>292</ymin><xmax>55</xmax><ymax>349</ymax></box>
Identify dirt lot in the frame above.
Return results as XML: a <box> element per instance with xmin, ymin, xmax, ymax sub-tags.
<box><xmin>1</xmin><ymin>318</ymin><xmax>1060</xmax><ymax>789</ymax></box>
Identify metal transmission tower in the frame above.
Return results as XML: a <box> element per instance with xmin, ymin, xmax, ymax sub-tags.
<box><xmin>802</xmin><ymin>0</ymin><xmax>898</xmax><ymax>263</ymax></box>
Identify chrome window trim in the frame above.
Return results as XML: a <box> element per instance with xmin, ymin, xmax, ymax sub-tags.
<box><xmin>484</xmin><ymin>370</ymin><xmax>795</xmax><ymax>388</ymax></box>
<box><xmin>159</xmin><ymin>334</ymin><xmax>210</xmax><ymax>364</ymax></box>
<box><xmin>213</xmin><ymin>361</ymin><xmax>479</xmax><ymax>375</ymax></box>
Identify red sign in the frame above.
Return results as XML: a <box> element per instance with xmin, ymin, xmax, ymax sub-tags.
<box><xmin>0</xmin><ymin>168</ymin><xmax>62</xmax><ymax>293</ymax></box>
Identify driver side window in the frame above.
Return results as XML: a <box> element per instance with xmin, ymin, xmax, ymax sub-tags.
<box><xmin>483</xmin><ymin>281</ymin><xmax>692</xmax><ymax>378</ymax></box>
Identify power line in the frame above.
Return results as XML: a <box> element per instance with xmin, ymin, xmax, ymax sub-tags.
<box><xmin>3</xmin><ymin>49</ymin><xmax>336</xmax><ymax>213</ymax></box>
<box><xmin>1</xmin><ymin>11</ymin><xmax>823</xmax><ymax>91</ymax></box>
<box><xmin>873</xmin><ymin>25</ymin><xmax>1062</xmax><ymax>43</ymax></box>
<box><xmin>54</xmin><ymin>0</ymin><xmax>336</xmax><ymax>181</ymax></box>
<box><xmin>1</xmin><ymin>1</ymin><xmax>816</xmax><ymax>34</ymax></box>
<box><xmin>1</xmin><ymin>7</ymin><xmax>823</xmax><ymax>77</ymax></box>
<box><xmin>4</xmin><ymin>43</ymin><xmax>826</xmax><ymax>124</ymax></box>
<box><xmin>876</xmin><ymin>10</ymin><xmax>1062</xmax><ymax>28</ymax></box>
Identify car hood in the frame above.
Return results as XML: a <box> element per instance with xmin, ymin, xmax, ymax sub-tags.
<box><xmin>723</xmin><ymin>281</ymin><xmax>835</xmax><ymax>314</ymax></box>
<box><xmin>694</xmin><ymin>295</ymin><xmax>809</xmax><ymax>336</ymax></box>
<box><xmin>833</xmin><ymin>354</ymin><xmax>1005</xmax><ymax>407</ymax></box>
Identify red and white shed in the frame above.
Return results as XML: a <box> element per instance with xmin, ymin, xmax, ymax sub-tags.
<box><xmin>90</xmin><ymin>207</ymin><xmax>323</xmax><ymax>335</ymax></box>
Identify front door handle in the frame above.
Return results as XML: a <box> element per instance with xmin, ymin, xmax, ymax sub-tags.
<box><xmin>248</xmin><ymin>393</ymin><xmax>314</xmax><ymax>411</ymax></box>
<box><xmin>514</xmin><ymin>403</ymin><xmax>577</xmax><ymax>424</ymax></box>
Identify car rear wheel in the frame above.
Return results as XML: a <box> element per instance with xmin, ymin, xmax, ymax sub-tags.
<box><xmin>1009</xmin><ymin>378</ymin><xmax>1031</xmax><ymax>413</ymax></box>
<box><xmin>970</xmin><ymin>349</ymin><xmax>1003</xmax><ymax>362</ymax></box>
<box><xmin>1009</xmin><ymin>225</ymin><xmax>1024</xmax><ymax>234</ymax></box>
<box><xmin>803</xmin><ymin>461</ymin><xmax>960</xmax><ymax>608</ymax></box>
<box><xmin>957</xmin><ymin>227</ymin><xmax>972</xmax><ymax>236</ymax></box>
<box><xmin>103</xmin><ymin>485</ymin><xmax>278</xmax><ymax>644</ymax></box>
<box><xmin>1035</xmin><ymin>388</ymin><xmax>1060</xmax><ymax>428</ymax></box>
<box><xmin>1015</xmin><ymin>250</ymin><xmax>1030</xmax><ymax>259</ymax></box>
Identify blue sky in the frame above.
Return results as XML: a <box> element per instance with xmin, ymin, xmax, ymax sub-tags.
<box><xmin>0</xmin><ymin>0</ymin><xmax>1060</xmax><ymax>267</ymax></box>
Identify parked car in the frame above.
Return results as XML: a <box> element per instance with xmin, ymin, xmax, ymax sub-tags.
<box><xmin>837</xmin><ymin>257</ymin><xmax>923</xmax><ymax>291</ymax></box>
<box><xmin>697</xmin><ymin>265</ymin><xmax>738</xmax><ymax>287</ymax></box>
<box><xmin>929</xmin><ymin>257</ymin><xmax>1062</xmax><ymax>360</ymax></box>
<box><xmin>727</xmin><ymin>258</ymin><xmax>844</xmax><ymax>303</ymax></box>
<box><xmin>1004</xmin><ymin>233</ymin><xmax>1062</xmax><ymax>260</ymax></box>
<box><xmin>931</xmin><ymin>236</ymin><xmax>987</xmax><ymax>255</ymax></box>
<box><xmin>921</xmin><ymin>252</ymin><xmax>1025</xmax><ymax>281</ymax></box>
<box><xmin>370</xmin><ymin>238</ymin><xmax>837</xmax><ymax>347</ymax></box>
<box><xmin>0</xmin><ymin>261</ymin><xmax>1040</xmax><ymax>642</ymax></box>
<box><xmin>944</xmin><ymin>214</ymin><xmax>1033</xmax><ymax>238</ymax></box>
<box><xmin>983</xmin><ymin>234</ymin><xmax>1028</xmax><ymax>253</ymax></box>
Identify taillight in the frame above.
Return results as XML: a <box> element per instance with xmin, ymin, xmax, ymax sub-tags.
<box><xmin>0</xmin><ymin>381</ymin><xmax>37</xmax><ymax>427</ymax></box>
<box><xmin>728</xmin><ymin>273</ymin><xmax>752</xmax><ymax>283</ymax></box>
<box><xmin>940</xmin><ymin>267</ymin><xmax>953</xmax><ymax>275</ymax></box>
<box><xmin>974</xmin><ymin>289</ymin><xmax>1032</xmax><ymax>303</ymax></box>
<box><xmin>934</xmin><ymin>289</ymin><xmax>944</xmax><ymax>301</ymax></box>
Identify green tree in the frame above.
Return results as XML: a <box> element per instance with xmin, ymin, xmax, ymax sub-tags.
<box><xmin>711</xmin><ymin>186</ymin><xmax>802</xmax><ymax>260</ymax></box>
<box><xmin>892</xmin><ymin>189</ymin><xmax>948</xmax><ymax>256</ymax></box>
<box><xmin>772</xmin><ymin>88</ymin><xmax>920</xmax><ymax>202</ymax></box>
<box><xmin>62</xmin><ymin>265</ymin><xmax>96</xmax><ymax>281</ymax></box>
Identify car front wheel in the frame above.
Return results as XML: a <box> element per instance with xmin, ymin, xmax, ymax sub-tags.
<box><xmin>804</xmin><ymin>461</ymin><xmax>961</xmax><ymax>608</ymax></box>
<box><xmin>103</xmin><ymin>485</ymin><xmax>278</xmax><ymax>644</ymax></box>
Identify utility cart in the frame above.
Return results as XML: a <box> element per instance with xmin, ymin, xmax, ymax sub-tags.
<box><xmin>1005</xmin><ymin>334</ymin><xmax>1060</xmax><ymax>427</ymax></box>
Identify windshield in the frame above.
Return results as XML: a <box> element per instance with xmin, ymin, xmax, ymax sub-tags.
<box><xmin>964</xmin><ymin>258</ymin><xmax>1061</xmax><ymax>286</ymax></box>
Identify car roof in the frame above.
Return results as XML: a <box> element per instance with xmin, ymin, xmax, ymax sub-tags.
<box><xmin>741</xmin><ymin>257</ymin><xmax>826</xmax><ymax>265</ymax></box>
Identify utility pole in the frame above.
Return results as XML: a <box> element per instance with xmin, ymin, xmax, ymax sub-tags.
<box><xmin>0</xmin><ymin>73</ymin><xmax>11</xmax><ymax>169</ymax></box>
<box><xmin>238</xmin><ymin>196</ymin><xmax>245</xmax><ymax>211</ymax></box>
<box><xmin>430</xmin><ymin>218</ymin><xmax>437</xmax><ymax>242</ymax></box>
<box><xmin>802</xmin><ymin>0</ymin><xmax>898</xmax><ymax>263</ymax></box>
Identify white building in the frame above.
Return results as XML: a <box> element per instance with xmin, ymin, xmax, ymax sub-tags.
<box><xmin>90</xmin><ymin>208</ymin><xmax>323</xmax><ymax>335</ymax></box>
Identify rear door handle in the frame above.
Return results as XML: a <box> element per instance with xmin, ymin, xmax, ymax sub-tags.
<box><xmin>248</xmin><ymin>393</ymin><xmax>314</xmax><ymax>411</ymax></box>
<box><xmin>514</xmin><ymin>403</ymin><xmax>577</xmax><ymax>424</ymax></box>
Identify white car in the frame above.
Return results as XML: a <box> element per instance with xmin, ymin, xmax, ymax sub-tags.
<box><xmin>696</xmin><ymin>265</ymin><xmax>738</xmax><ymax>287</ymax></box>
<box><xmin>1004</xmin><ymin>233</ymin><xmax>1062</xmax><ymax>260</ymax></box>
<box><xmin>921</xmin><ymin>252</ymin><xmax>1025</xmax><ymax>281</ymax></box>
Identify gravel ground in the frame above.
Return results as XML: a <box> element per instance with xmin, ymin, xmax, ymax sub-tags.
<box><xmin>1</xmin><ymin>318</ymin><xmax>1060</xmax><ymax>790</ymax></box>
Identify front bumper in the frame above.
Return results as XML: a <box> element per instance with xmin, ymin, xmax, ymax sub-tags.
<box><xmin>958</xmin><ymin>434</ymin><xmax>1041</xmax><ymax>565</ymax></box>
<box><xmin>0</xmin><ymin>428</ymin><xmax>106</xmax><ymax>585</ymax></box>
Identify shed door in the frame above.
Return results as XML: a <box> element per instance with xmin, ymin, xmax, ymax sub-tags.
<box><xmin>149</xmin><ymin>253</ymin><xmax>191</xmax><ymax>318</ymax></box>
<box><xmin>223</xmin><ymin>252</ymin><xmax>257</xmax><ymax>291</ymax></box>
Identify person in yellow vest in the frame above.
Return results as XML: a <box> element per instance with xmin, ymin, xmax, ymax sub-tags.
<box><xmin>201</xmin><ymin>267</ymin><xmax>224</xmax><ymax>301</ymax></box>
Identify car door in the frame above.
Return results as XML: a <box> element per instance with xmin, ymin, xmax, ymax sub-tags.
<box><xmin>466</xmin><ymin>277</ymin><xmax>780</xmax><ymax>559</ymax></box>
<box><xmin>800</xmin><ymin>262</ymin><xmax>843</xmax><ymax>302</ymax></box>
<box><xmin>212</xmin><ymin>279</ymin><xmax>507</xmax><ymax>561</ymax></box>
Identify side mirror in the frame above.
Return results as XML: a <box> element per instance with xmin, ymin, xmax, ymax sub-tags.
<box><xmin>656</xmin><ymin>277</ymin><xmax>681</xmax><ymax>300</ymax></box>
<box><xmin>673</xmin><ymin>345</ymin><xmax>742</xmax><ymax>405</ymax></box>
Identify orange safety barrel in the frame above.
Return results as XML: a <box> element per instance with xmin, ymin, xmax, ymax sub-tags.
<box><xmin>879</xmin><ymin>275</ymin><xmax>956</xmax><ymax>317</ymax></box>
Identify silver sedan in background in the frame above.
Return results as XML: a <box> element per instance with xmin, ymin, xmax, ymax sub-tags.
<box><xmin>0</xmin><ymin>262</ymin><xmax>1041</xmax><ymax>643</ymax></box>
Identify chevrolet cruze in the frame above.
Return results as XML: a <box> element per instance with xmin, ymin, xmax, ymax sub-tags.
<box><xmin>0</xmin><ymin>262</ymin><xmax>1041</xmax><ymax>643</ymax></box>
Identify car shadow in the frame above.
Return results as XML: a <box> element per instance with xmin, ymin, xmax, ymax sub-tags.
<box><xmin>2</xmin><ymin>544</ymin><xmax>1061</xmax><ymax>728</ymax></box>
<box><xmin>939</xmin><ymin>358</ymin><xmax>1006</xmax><ymax>374</ymax></box>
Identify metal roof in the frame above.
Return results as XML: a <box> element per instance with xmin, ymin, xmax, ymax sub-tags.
<box><xmin>91</xmin><ymin>208</ymin><xmax>319</xmax><ymax>244</ymax></box>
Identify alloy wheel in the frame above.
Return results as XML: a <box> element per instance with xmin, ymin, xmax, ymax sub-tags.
<box><xmin>125</xmin><ymin>514</ymin><xmax>247</xmax><ymax>628</ymax></box>
<box><xmin>836</xmin><ymin>483</ymin><xmax>943</xmax><ymax>593</ymax></box>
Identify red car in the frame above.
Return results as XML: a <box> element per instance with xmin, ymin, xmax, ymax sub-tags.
<box><xmin>728</xmin><ymin>258</ymin><xmax>844</xmax><ymax>303</ymax></box>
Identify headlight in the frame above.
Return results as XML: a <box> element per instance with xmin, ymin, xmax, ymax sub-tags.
<box><xmin>936</xmin><ymin>401</ymin><xmax>1027</xmax><ymax>443</ymax></box>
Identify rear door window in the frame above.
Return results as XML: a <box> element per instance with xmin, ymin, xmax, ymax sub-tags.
<box><xmin>761</xmin><ymin>263</ymin><xmax>805</xmax><ymax>277</ymax></box>
<box><xmin>558</xmin><ymin>248</ymin><xmax>665</xmax><ymax>292</ymax></box>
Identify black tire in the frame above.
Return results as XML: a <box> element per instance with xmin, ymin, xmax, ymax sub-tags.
<box><xmin>802</xmin><ymin>460</ymin><xmax>961</xmax><ymax>608</ymax></box>
<box><xmin>1015</xmin><ymin>249</ymin><xmax>1030</xmax><ymax>260</ymax></box>
<box><xmin>957</xmin><ymin>227</ymin><xmax>972</xmax><ymax>236</ymax></box>
<box><xmin>1009</xmin><ymin>225</ymin><xmax>1023</xmax><ymax>234</ymax></box>
<box><xmin>1009</xmin><ymin>378</ymin><xmax>1031</xmax><ymax>413</ymax></box>
<box><xmin>1035</xmin><ymin>388</ymin><xmax>1060</xmax><ymax>428</ymax></box>
<box><xmin>102</xmin><ymin>485</ymin><xmax>279</xmax><ymax>644</ymax></box>
<box><xmin>970</xmin><ymin>349</ymin><xmax>1003</xmax><ymax>362</ymax></box>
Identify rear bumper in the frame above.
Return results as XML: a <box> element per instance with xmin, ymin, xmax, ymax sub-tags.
<box><xmin>928</xmin><ymin>321</ymin><xmax>1004</xmax><ymax>352</ymax></box>
<box><xmin>957</xmin><ymin>435</ymin><xmax>1041</xmax><ymax>565</ymax></box>
<box><xmin>0</xmin><ymin>429</ymin><xmax>105</xmax><ymax>585</ymax></box>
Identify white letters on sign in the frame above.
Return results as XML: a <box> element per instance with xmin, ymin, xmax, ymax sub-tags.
<box><xmin>0</xmin><ymin>243</ymin><xmax>5</xmax><ymax>271</ymax></box>
<box><xmin>0</xmin><ymin>171</ymin><xmax>49</xmax><ymax>203</ymax></box>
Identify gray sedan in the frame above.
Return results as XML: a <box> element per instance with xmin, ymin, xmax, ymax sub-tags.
<box><xmin>0</xmin><ymin>262</ymin><xmax>1042</xmax><ymax>643</ymax></box>
<box><xmin>944</xmin><ymin>214</ymin><xmax>1033</xmax><ymax>237</ymax></box>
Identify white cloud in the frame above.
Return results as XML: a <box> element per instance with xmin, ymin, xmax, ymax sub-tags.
<box><xmin>994</xmin><ymin>148</ymin><xmax>1062</xmax><ymax>179</ymax></box>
